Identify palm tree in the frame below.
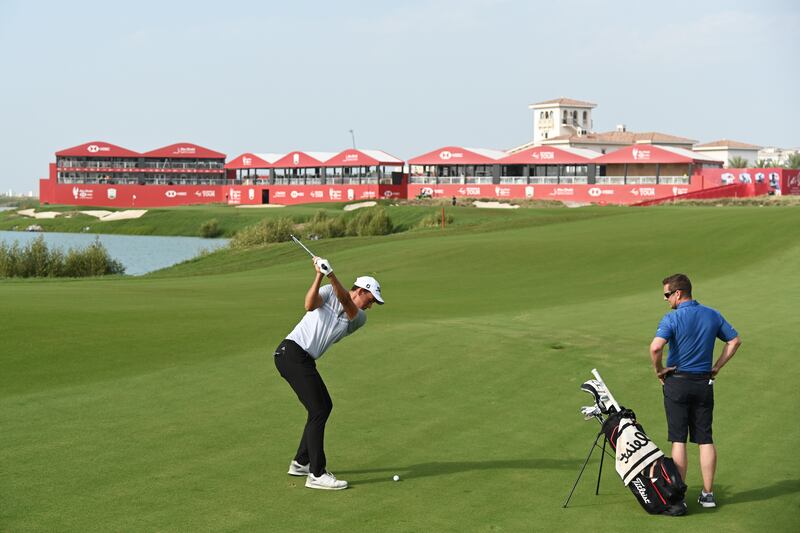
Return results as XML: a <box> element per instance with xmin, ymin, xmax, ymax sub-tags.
<box><xmin>754</xmin><ymin>159</ymin><xmax>773</xmax><ymax>168</ymax></box>
<box><xmin>728</xmin><ymin>156</ymin><xmax>749</xmax><ymax>168</ymax></box>
<box><xmin>785</xmin><ymin>153</ymin><xmax>800</xmax><ymax>169</ymax></box>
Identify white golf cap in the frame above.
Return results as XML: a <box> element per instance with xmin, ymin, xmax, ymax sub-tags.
<box><xmin>354</xmin><ymin>276</ymin><xmax>384</xmax><ymax>304</ymax></box>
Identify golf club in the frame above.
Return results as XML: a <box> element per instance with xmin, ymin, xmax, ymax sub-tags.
<box><xmin>290</xmin><ymin>234</ymin><xmax>331</xmax><ymax>274</ymax></box>
<box><xmin>591</xmin><ymin>368</ymin><xmax>621</xmax><ymax>412</ymax></box>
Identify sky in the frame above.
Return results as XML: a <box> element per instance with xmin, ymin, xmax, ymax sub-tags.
<box><xmin>0</xmin><ymin>0</ymin><xmax>797</xmax><ymax>194</ymax></box>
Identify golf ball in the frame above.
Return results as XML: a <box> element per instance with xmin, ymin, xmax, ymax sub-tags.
<box><xmin>393</xmin><ymin>475</ymin><xmax>400</xmax><ymax>482</ymax></box>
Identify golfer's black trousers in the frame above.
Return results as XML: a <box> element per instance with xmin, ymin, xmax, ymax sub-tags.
<box><xmin>274</xmin><ymin>339</ymin><xmax>332</xmax><ymax>477</ymax></box>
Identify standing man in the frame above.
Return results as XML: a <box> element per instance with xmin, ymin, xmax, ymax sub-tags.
<box><xmin>274</xmin><ymin>256</ymin><xmax>384</xmax><ymax>490</ymax></box>
<box><xmin>650</xmin><ymin>273</ymin><xmax>741</xmax><ymax>508</ymax></box>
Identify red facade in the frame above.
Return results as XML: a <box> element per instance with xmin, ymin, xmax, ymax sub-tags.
<box><xmin>40</xmin><ymin>141</ymin><xmax>796</xmax><ymax>208</ymax></box>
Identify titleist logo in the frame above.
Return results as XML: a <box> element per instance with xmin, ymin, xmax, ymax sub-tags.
<box><xmin>619</xmin><ymin>431</ymin><xmax>651</xmax><ymax>464</ymax></box>
<box><xmin>632</xmin><ymin>478</ymin><xmax>651</xmax><ymax>504</ymax></box>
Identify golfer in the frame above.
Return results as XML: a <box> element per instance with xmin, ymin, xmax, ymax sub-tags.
<box><xmin>274</xmin><ymin>256</ymin><xmax>383</xmax><ymax>490</ymax></box>
<box><xmin>649</xmin><ymin>273</ymin><xmax>741</xmax><ymax>508</ymax></box>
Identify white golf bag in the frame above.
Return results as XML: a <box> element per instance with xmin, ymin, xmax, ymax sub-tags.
<box><xmin>580</xmin><ymin>370</ymin><xmax>687</xmax><ymax>516</ymax></box>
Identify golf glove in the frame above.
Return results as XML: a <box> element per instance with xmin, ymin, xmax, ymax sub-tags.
<box><xmin>315</xmin><ymin>258</ymin><xmax>333</xmax><ymax>276</ymax></box>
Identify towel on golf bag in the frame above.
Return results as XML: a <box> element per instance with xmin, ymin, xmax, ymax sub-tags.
<box><xmin>612</xmin><ymin>417</ymin><xmax>663</xmax><ymax>485</ymax></box>
<box><xmin>602</xmin><ymin>408</ymin><xmax>687</xmax><ymax>516</ymax></box>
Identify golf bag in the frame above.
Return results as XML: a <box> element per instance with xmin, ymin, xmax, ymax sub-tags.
<box><xmin>601</xmin><ymin>408</ymin><xmax>687</xmax><ymax>515</ymax></box>
<box><xmin>579</xmin><ymin>373</ymin><xmax>687</xmax><ymax>516</ymax></box>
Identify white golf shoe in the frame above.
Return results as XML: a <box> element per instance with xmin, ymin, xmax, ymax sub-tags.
<box><xmin>287</xmin><ymin>460</ymin><xmax>310</xmax><ymax>476</ymax></box>
<box><xmin>305</xmin><ymin>471</ymin><xmax>348</xmax><ymax>490</ymax></box>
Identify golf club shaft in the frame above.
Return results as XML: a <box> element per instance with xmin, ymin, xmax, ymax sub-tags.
<box><xmin>290</xmin><ymin>234</ymin><xmax>316</xmax><ymax>258</ymax></box>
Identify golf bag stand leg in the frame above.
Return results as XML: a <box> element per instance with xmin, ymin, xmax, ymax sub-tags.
<box><xmin>562</xmin><ymin>429</ymin><xmax>607</xmax><ymax>508</ymax></box>
<box><xmin>595</xmin><ymin>436</ymin><xmax>606</xmax><ymax>495</ymax></box>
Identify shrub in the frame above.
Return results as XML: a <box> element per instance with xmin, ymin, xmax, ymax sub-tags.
<box><xmin>200</xmin><ymin>218</ymin><xmax>223</xmax><ymax>238</ymax></box>
<box><xmin>307</xmin><ymin>210</ymin><xmax>346</xmax><ymax>239</ymax></box>
<box><xmin>416</xmin><ymin>213</ymin><xmax>454</xmax><ymax>229</ymax></box>
<box><xmin>230</xmin><ymin>217</ymin><xmax>295</xmax><ymax>248</ymax></box>
<box><xmin>345</xmin><ymin>207</ymin><xmax>393</xmax><ymax>236</ymax></box>
<box><xmin>0</xmin><ymin>236</ymin><xmax>124</xmax><ymax>278</ymax></box>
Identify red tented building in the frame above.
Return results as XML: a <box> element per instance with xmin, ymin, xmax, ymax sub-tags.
<box><xmin>40</xmin><ymin>141</ymin><xmax>796</xmax><ymax>207</ymax></box>
<box><xmin>40</xmin><ymin>143</ymin><xmax>406</xmax><ymax>207</ymax></box>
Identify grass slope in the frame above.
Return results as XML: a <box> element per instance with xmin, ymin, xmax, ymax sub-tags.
<box><xmin>1</xmin><ymin>206</ymin><xmax>799</xmax><ymax>532</ymax></box>
<box><xmin>0</xmin><ymin>202</ymin><xmax>570</xmax><ymax>237</ymax></box>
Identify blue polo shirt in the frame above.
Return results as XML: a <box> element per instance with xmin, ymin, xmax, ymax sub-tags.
<box><xmin>655</xmin><ymin>300</ymin><xmax>738</xmax><ymax>373</ymax></box>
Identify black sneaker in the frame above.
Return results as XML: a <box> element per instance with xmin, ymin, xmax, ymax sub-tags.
<box><xmin>698</xmin><ymin>492</ymin><xmax>716</xmax><ymax>508</ymax></box>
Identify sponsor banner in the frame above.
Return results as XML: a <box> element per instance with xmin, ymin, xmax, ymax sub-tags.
<box><xmin>42</xmin><ymin>180</ymin><xmax>406</xmax><ymax>207</ymax></box>
<box><xmin>228</xmin><ymin>184</ymin><xmax>398</xmax><ymax>205</ymax></box>
<box><xmin>47</xmin><ymin>183</ymin><xmax>220</xmax><ymax>207</ymax></box>
<box><xmin>783</xmin><ymin>169</ymin><xmax>800</xmax><ymax>195</ymax></box>
<box><xmin>700</xmin><ymin>167</ymin><xmax>788</xmax><ymax>189</ymax></box>
<box><xmin>407</xmin><ymin>181</ymin><xmax>706</xmax><ymax>205</ymax></box>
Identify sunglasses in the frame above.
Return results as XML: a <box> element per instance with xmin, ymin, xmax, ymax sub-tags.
<box><xmin>663</xmin><ymin>289</ymin><xmax>679</xmax><ymax>299</ymax></box>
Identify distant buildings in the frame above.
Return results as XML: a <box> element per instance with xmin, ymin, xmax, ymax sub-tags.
<box><xmin>518</xmin><ymin>96</ymin><xmax>792</xmax><ymax>168</ymax></box>
<box><xmin>757</xmin><ymin>146</ymin><xmax>800</xmax><ymax>167</ymax></box>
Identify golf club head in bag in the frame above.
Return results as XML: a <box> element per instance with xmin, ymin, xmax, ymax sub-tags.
<box><xmin>580</xmin><ymin>379</ymin><xmax>617</xmax><ymax>415</ymax></box>
<box><xmin>580</xmin><ymin>405</ymin><xmax>603</xmax><ymax>421</ymax></box>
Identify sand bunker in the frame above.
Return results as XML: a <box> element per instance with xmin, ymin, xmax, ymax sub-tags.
<box><xmin>343</xmin><ymin>201</ymin><xmax>377</xmax><ymax>211</ymax></box>
<box><xmin>79</xmin><ymin>210</ymin><xmax>114</xmax><ymax>219</ymax></box>
<box><xmin>18</xmin><ymin>209</ymin><xmax>63</xmax><ymax>219</ymax></box>
<box><xmin>97</xmin><ymin>210</ymin><xmax>147</xmax><ymax>221</ymax></box>
<box><xmin>18</xmin><ymin>208</ymin><xmax>147</xmax><ymax>221</ymax></box>
<box><xmin>473</xmin><ymin>201</ymin><xmax>519</xmax><ymax>209</ymax></box>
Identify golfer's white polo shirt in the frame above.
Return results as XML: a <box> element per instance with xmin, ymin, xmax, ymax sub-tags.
<box><xmin>286</xmin><ymin>284</ymin><xmax>367</xmax><ymax>359</ymax></box>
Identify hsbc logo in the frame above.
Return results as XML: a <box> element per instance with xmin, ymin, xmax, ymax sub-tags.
<box><xmin>290</xmin><ymin>190</ymin><xmax>305</xmax><ymax>199</ymax></box>
<box><xmin>588</xmin><ymin>187</ymin><xmax>602</xmax><ymax>197</ymax></box>
<box><xmin>166</xmin><ymin>190</ymin><xmax>177</xmax><ymax>198</ymax></box>
<box><xmin>439</xmin><ymin>151</ymin><xmax>463</xmax><ymax>160</ymax></box>
<box><xmin>87</xmin><ymin>145</ymin><xmax>100</xmax><ymax>153</ymax></box>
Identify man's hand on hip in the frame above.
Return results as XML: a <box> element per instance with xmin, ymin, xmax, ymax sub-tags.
<box><xmin>656</xmin><ymin>366</ymin><xmax>677</xmax><ymax>385</ymax></box>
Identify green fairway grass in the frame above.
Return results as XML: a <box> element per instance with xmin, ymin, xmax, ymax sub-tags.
<box><xmin>2</xmin><ymin>206</ymin><xmax>799</xmax><ymax>531</ymax></box>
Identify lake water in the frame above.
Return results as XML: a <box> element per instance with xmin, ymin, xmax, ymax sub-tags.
<box><xmin>0</xmin><ymin>231</ymin><xmax>229</xmax><ymax>275</ymax></box>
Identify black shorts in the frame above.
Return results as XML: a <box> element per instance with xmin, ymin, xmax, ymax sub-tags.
<box><xmin>663</xmin><ymin>374</ymin><xmax>714</xmax><ymax>444</ymax></box>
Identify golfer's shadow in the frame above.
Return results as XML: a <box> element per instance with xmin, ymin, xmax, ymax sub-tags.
<box><xmin>713</xmin><ymin>479</ymin><xmax>800</xmax><ymax>506</ymax></box>
<box><xmin>341</xmin><ymin>458</ymin><xmax>575</xmax><ymax>485</ymax></box>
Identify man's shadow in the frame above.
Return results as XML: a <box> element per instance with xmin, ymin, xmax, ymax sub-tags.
<box><xmin>713</xmin><ymin>479</ymin><xmax>800</xmax><ymax>506</ymax></box>
<box><xmin>340</xmin><ymin>458</ymin><xmax>577</xmax><ymax>486</ymax></box>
